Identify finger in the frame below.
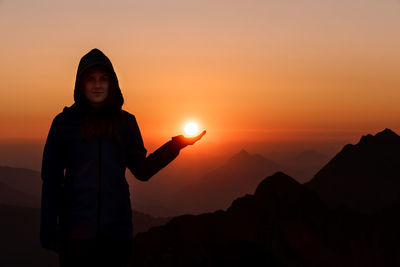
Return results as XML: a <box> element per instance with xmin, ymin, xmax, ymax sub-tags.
<box><xmin>196</xmin><ymin>130</ymin><xmax>206</xmax><ymax>140</ymax></box>
<box><xmin>189</xmin><ymin>131</ymin><xmax>206</xmax><ymax>143</ymax></box>
<box><xmin>195</xmin><ymin>130</ymin><xmax>206</xmax><ymax>139</ymax></box>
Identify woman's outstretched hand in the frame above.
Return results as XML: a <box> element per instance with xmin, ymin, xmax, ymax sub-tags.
<box><xmin>172</xmin><ymin>130</ymin><xmax>206</xmax><ymax>150</ymax></box>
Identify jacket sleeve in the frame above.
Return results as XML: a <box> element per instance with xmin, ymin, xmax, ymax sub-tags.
<box><xmin>126</xmin><ymin>115</ymin><xmax>181</xmax><ymax>181</ymax></box>
<box><xmin>40</xmin><ymin>115</ymin><xmax>65</xmax><ymax>248</ymax></box>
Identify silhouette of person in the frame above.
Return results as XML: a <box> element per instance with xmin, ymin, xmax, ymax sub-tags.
<box><xmin>40</xmin><ymin>48</ymin><xmax>206</xmax><ymax>267</ymax></box>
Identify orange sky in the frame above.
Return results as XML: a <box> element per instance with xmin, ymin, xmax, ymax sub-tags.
<box><xmin>1</xmin><ymin>0</ymin><xmax>399</xmax><ymax>152</ymax></box>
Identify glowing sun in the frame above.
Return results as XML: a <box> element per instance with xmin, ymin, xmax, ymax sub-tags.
<box><xmin>183</xmin><ymin>122</ymin><xmax>199</xmax><ymax>137</ymax></box>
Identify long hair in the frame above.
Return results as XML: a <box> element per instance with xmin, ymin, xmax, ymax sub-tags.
<box><xmin>76</xmin><ymin>68</ymin><xmax>124</xmax><ymax>146</ymax></box>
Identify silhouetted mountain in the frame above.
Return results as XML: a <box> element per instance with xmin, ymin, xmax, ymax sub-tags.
<box><xmin>227</xmin><ymin>149</ymin><xmax>271</xmax><ymax>167</ymax></box>
<box><xmin>306</xmin><ymin>128</ymin><xmax>400</xmax><ymax>213</ymax></box>
<box><xmin>133</xmin><ymin>172</ymin><xmax>336</xmax><ymax>267</ymax></box>
<box><xmin>171</xmin><ymin>149</ymin><xmax>283</xmax><ymax>214</ymax></box>
<box><xmin>0</xmin><ymin>165</ymin><xmax>42</xmax><ymax>198</ymax></box>
<box><xmin>0</xmin><ymin>181</ymin><xmax>40</xmax><ymax>207</ymax></box>
<box><xmin>127</xmin><ymin>152</ymin><xmax>224</xmax><ymax>217</ymax></box>
<box><xmin>131</xmin><ymin>202</ymin><xmax>181</xmax><ymax>218</ymax></box>
<box><xmin>133</xmin><ymin>211</ymin><xmax>171</xmax><ymax>235</ymax></box>
<box><xmin>133</xmin><ymin>173</ymin><xmax>283</xmax><ymax>266</ymax></box>
<box><xmin>133</xmin><ymin>171</ymin><xmax>400</xmax><ymax>266</ymax></box>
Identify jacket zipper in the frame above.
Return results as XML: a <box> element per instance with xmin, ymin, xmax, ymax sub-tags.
<box><xmin>97</xmin><ymin>138</ymin><xmax>102</xmax><ymax>236</ymax></box>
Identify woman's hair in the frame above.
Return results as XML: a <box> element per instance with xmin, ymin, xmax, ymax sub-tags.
<box><xmin>76</xmin><ymin>66</ymin><xmax>124</xmax><ymax>146</ymax></box>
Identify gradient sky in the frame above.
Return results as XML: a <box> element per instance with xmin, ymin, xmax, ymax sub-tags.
<box><xmin>1</xmin><ymin>0</ymin><xmax>399</xmax><ymax>154</ymax></box>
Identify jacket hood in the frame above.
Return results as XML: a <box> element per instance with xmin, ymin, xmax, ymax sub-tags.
<box><xmin>73</xmin><ymin>48</ymin><xmax>124</xmax><ymax>111</ymax></box>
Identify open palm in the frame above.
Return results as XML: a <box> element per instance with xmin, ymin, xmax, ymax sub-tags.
<box><xmin>172</xmin><ymin>130</ymin><xmax>206</xmax><ymax>149</ymax></box>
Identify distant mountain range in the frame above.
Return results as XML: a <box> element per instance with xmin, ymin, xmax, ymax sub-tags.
<box><xmin>0</xmin><ymin>165</ymin><xmax>42</xmax><ymax>207</ymax></box>
<box><xmin>2</xmin><ymin>128</ymin><xmax>400</xmax><ymax>266</ymax></box>
<box><xmin>165</xmin><ymin>148</ymin><xmax>330</xmax><ymax>215</ymax></box>
<box><xmin>0</xmin><ymin>181</ymin><xmax>39</xmax><ymax>208</ymax></box>
<box><xmin>135</xmin><ymin>172</ymin><xmax>324</xmax><ymax>266</ymax></box>
<box><xmin>133</xmin><ymin>172</ymin><xmax>400</xmax><ymax>267</ymax></box>
<box><xmin>0</xmin><ymin>148</ymin><xmax>330</xmax><ymax>216</ymax></box>
<box><xmin>169</xmin><ymin>149</ymin><xmax>283</xmax><ymax>214</ymax></box>
<box><xmin>3</xmin><ymin>128</ymin><xmax>398</xmax><ymax>216</ymax></box>
<box><xmin>132</xmin><ymin>128</ymin><xmax>400</xmax><ymax>266</ymax></box>
<box><xmin>134</xmin><ymin>169</ymin><xmax>400</xmax><ymax>267</ymax></box>
<box><xmin>0</xmin><ymin>165</ymin><xmax>42</xmax><ymax>197</ymax></box>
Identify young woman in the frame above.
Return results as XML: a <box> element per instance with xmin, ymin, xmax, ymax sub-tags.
<box><xmin>40</xmin><ymin>48</ymin><xmax>206</xmax><ymax>266</ymax></box>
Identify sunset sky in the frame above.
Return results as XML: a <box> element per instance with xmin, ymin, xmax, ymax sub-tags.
<box><xmin>1</xmin><ymin>0</ymin><xmax>399</xmax><ymax>157</ymax></box>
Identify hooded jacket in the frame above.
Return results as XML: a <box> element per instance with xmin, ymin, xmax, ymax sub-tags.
<box><xmin>40</xmin><ymin>48</ymin><xmax>181</xmax><ymax>248</ymax></box>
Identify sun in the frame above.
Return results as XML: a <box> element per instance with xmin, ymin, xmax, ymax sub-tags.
<box><xmin>183</xmin><ymin>121</ymin><xmax>199</xmax><ymax>137</ymax></box>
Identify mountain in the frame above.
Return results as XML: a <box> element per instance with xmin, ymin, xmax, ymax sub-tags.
<box><xmin>306</xmin><ymin>128</ymin><xmax>400</xmax><ymax>213</ymax></box>
<box><xmin>132</xmin><ymin>211</ymin><xmax>171</xmax><ymax>235</ymax></box>
<box><xmin>133</xmin><ymin>172</ymin><xmax>329</xmax><ymax>267</ymax></box>
<box><xmin>0</xmin><ymin>165</ymin><xmax>43</xmax><ymax>208</ymax></box>
<box><xmin>127</xmin><ymin>152</ymin><xmax>224</xmax><ymax>217</ymax></box>
<box><xmin>169</xmin><ymin>149</ymin><xmax>283</xmax><ymax>214</ymax></box>
<box><xmin>0</xmin><ymin>181</ymin><xmax>40</xmax><ymax>208</ymax></box>
<box><xmin>0</xmin><ymin>165</ymin><xmax>42</xmax><ymax>198</ymax></box>
<box><xmin>133</xmin><ymin>171</ymin><xmax>400</xmax><ymax>266</ymax></box>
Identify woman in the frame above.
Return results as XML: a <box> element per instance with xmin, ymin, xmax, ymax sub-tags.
<box><xmin>40</xmin><ymin>48</ymin><xmax>206</xmax><ymax>266</ymax></box>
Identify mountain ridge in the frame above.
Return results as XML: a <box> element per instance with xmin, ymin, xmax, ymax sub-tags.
<box><xmin>306</xmin><ymin>128</ymin><xmax>400</xmax><ymax>212</ymax></box>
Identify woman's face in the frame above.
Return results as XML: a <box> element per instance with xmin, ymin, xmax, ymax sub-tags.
<box><xmin>81</xmin><ymin>66</ymin><xmax>110</xmax><ymax>108</ymax></box>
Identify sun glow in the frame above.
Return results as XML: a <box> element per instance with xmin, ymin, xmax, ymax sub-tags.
<box><xmin>183</xmin><ymin>121</ymin><xmax>199</xmax><ymax>137</ymax></box>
